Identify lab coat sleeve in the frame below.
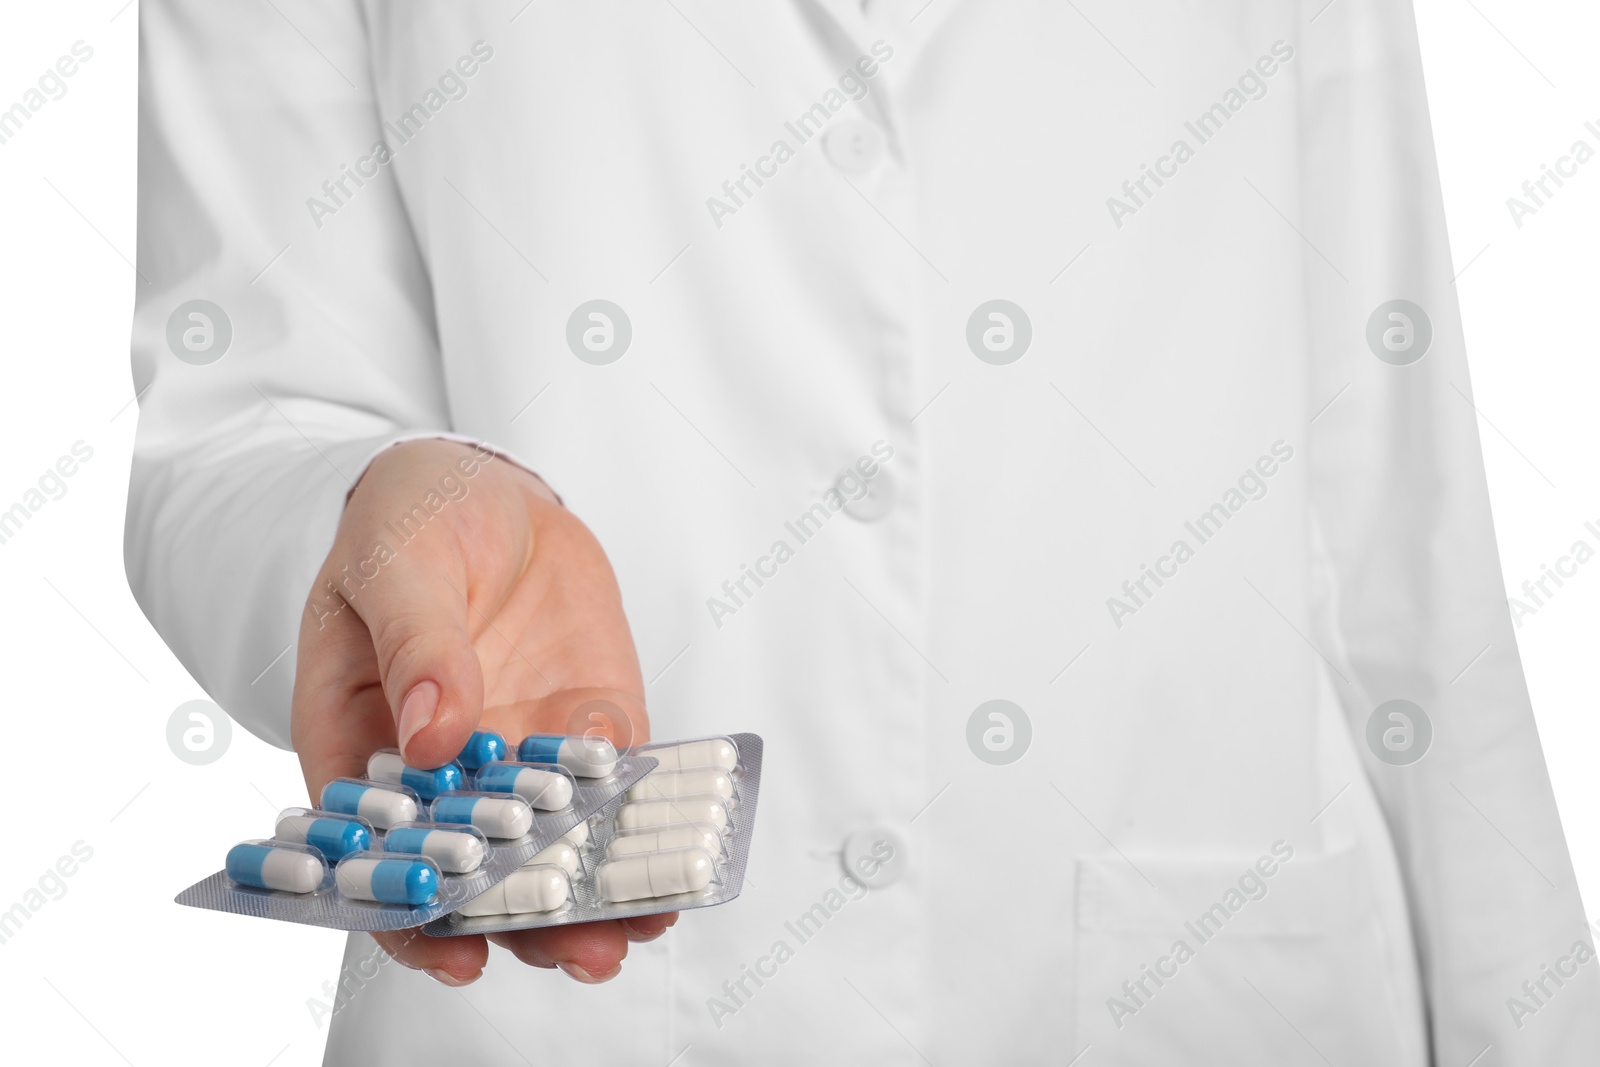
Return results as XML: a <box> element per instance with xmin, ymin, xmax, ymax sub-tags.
<box><xmin>1300</xmin><ymin>1</ymin><xmax>1598</xmax><ymax>1060</ymax></box>
<box><xmin>126</xmin><ymin>1</ymin><xmax>451</xmax><ymax>749</ymax></box>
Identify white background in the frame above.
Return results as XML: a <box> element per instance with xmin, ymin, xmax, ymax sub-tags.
<box><xmin>0</xmin><ymin>3</ymin><xmax>1595</xmax><ymax>1064</ymax></box>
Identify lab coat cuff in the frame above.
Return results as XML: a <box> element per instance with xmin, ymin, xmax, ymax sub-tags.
<box><xmin>347</xmin><ymin>432</ymin><xmax>562</xmax><ymax>506</ymax></box>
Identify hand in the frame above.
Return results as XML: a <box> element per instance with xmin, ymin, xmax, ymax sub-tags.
<box><xmin>290</xmin><ymin>438</ymin><xmax>674</xmax><ymax>985</ymax></box>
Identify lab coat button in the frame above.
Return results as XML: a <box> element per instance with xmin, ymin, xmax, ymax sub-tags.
<box><xmin>842</xmin><ymin>826</ymin><xmax>906</xmax><ymax>888</ymax></box>
<box><xmin>823</xmin><ymin>119</ymin><xmax>885</xmax><ymax>173</ymax></box>
<box><xmin>841</xmin><ymin>469</ymin><xmax>895</xmax><ymax>522</ymax></box>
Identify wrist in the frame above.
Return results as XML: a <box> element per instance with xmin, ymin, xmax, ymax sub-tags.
<box><xmin>353</xmin><ymin>435</ymin><xmax>561</xmax><ymax>507</ymax></box>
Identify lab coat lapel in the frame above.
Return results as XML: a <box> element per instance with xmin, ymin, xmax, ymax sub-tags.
<box><xmin>799</xmin><ymin>0</ymin><xmax>884</xmax><ymax>63</ymax></box>
<box><xmin>806</xmin><ymin>0</ymin><xmax>969</xmax><ymax>85</ymax></box>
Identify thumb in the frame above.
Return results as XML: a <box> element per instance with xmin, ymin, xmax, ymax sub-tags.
<box><xmin>349</xmin><ymin>564</ymin><xmax>486</xmax><ymax>769</ymax></box>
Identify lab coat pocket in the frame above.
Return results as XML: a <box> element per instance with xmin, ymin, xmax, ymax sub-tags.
<box><xmin>1072</xmin><ymin>846</ymin><xmax>1420</xmax><ymax>1066</ymax></box>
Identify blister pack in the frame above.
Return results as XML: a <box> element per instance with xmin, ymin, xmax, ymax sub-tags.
<box><xmin>425</xmin><ymin>732</ymin><xmax>763</xmax><ymax>937</ymax></box>
<box><xmin>175</xmin><ymin>731</ymin><xmax>656</xmax><ymax>932</ymax></box>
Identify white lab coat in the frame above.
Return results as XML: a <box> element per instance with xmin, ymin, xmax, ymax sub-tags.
<box><xmin>128</xmin><ymin>1</ymin><xmax>1597</xmax><ymax>1063</ymax></box>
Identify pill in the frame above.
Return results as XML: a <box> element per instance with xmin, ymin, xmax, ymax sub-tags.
<box><xmin>320</xmin><ymin>779</ymin><xmax>419</xmax><ymax>830</ymax></box>
<box><xmin>615</xmin><ymin>794</ymin><xmax>729</xmax><ymax>834</ymax></box>
<box><xmin>456</xmin><ymin>730</ymin><xmax>509</xmax><ymax>773</ymax></box>
<box><xmin>474</xmin><ymin>762</ymin><xmax>574</xmax><ymax>810</ymax></box>
<box><xmin>458</xmin><ymin>867</ymin><xmax>570</xmax><ymax>916</ymax></box>
<box><xmin>366</xmin><ymin>751</ymin><xmax>465</xmax><ymax>800</ymax></box>
<box><xmin>644</xmin><ymin>738</ymin><xmax>738</xmax><ymax>773</ymax></box>
<box><xmin>430</xmin><ymin>794</ymin><xmax>533</xmax><ymax>839</ymax></box>
<box><xmin>517</xmin><ymin>734</ymin><xmax>618</xmax><ymax>777</ymax></box>
<box><xmin>382</xmin><ymin>826</ymin><xmax>486</xmax><ymax>874</ymax></box>
<box><xmin>607</xmin><ymin>823</ymin><xmax>724</xmax><ymax>861</ymax></box>
<box><xmin>562</xmin><ymin>819</ymin><xmax>591</xmax><ymax>850</ymax></box>
<box><xmin>521</xmin><ymin>840</ymin><xmax>580</xmax><ymax>878</ymax></box>
<box><xmin>596</xmin><ymin>847</ymin><xmax>714</xmax><ymax>903</ymax></box>
<box><xmin>335</xmin><ymin>856</ymin><xmax>439</xmax><ymax>905</ymax></box>
<box><xmin>274</xmin><ymin>814</ymin><xmax>372</xmax><ymax>863</ymax></box>
<box><xmin>225</xmin><ymin>842</ymin><xmax>325</xmax><ymax>894</ymax></box>
<box><xmin>627</xmin><ymin>767</ymin><xmax>735</xmax><ymax>803</ymax></box>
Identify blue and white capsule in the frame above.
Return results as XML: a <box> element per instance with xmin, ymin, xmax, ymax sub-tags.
<box><xmin>517</xmin><ymin>734</ymin><xmax>618</xmax><ymax>777</ymax></box>
<box><xmin>319</xmin><ymin>778</ymin><xmax>420</xmax><ymax>830</ymax></box>
<box><xmin>381</xmin><ymin>822</ymin><xmax>487</xmax><ymax>874</ymax></box>
<box><xmin>474</xmin><ymin>761</ymin><xmax>574</xmax><ymax>810</ymax></box>
<box><xmin>366</xmin><ymin>750</ymin><xmax>465</xmax><ymax>800</ymax></box>
<box><xmin>456</xmin><ymin>730</ymin><xmax>508</xmax><ymax>774</ymax></box>
<box><xmin>225</xmin><ymin>840</ymin><xmax>326</xmax><ymax>894</ymax></box>
<box><xmin>430</xmin><ymin>792</ymin><xmax>534</xmax><ymax>839</ymax></box>
<box><xmin>334</xmin><ymin>852</ymin><xmax>440</xmax><ymax>905</ymax></box>
<box><xmin>273</xmin><ymin>810</ymin><xmax>373</xmax><ymax>863</ymax></box>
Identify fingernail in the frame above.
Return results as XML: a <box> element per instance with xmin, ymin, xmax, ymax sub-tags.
<box><xmin>422</xmin><ymin>967</ymin><xmax>476</xmax><ymax>986</ymax></box>
<box><xmin>398</xmin><ymin>681</ymin><xmax>441</xmax><ymax>755</ymax></box>
<box><xmin>557</xmin><ymin>961</ymin><xmax>619</xmax><ymax>984</ymax></box>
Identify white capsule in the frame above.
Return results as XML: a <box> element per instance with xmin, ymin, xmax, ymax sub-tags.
<box><xmin>521</xmin><ymin>840</ymin><xmax>580</xmax><ymax>878</ymax></box>
<box><xmin>458</xmin><ymin>867</ymin><xmax>571</xmax><ymax>916</ymax></box>
<box><xmin>428</xmin><ymin>833</ymin><xmax>485</xmax><ymax>874</ymax></box>
<box><xmin>561</xmin><ymin>820</ymin><xmax>591</xmax><ymax>850</ymax></box>
<box><xmin>644</xmin><ymin>738</ymin><xmax>737</xmax><ymax>773</ymax></box>
<box><xmin>615</xmin><ymin>794</ymin><xmax>728</xmax><ymax>834</ymax></box>
<box><xmin>596</xmin><ymin>846</ymin><xmax>714</xmax><ymax>903</ymax></box>
<box><xmin>627</xmin><ymin>767</ymin><xmax>735</xmax><ymax>803</ymax></box>
<box><xmin>606</xmin><ymin>823</ymin><xmax>724</xmax><ymax>860</ymax></box>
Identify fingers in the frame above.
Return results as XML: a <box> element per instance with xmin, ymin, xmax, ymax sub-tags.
<box><xmin>335</xmin><ymin>546</ymin><xmax>486</xmax><ymax>769</ymax></box>
<box><xmin>370</xmin><ymin>915</ymin><xmax>677</xmax><ymax>987</ymax></box>
<box><xmin>620</xmin><ymin>912</ymin><xmax>678</xmax><ymax>943</ymax></box>
<box><xmin>291</xmin><ymin>579</ymin><xmax>392</xmax><ymax>797</ymax></box>
<box><xmin>487</xmin><ymin>919</ymin><xmax>632</xmax><ymax>983</ymax></box>
<box><xmin>371</xmin><ymin>929</ymin><xmax>489</xmax><ymax>986</ymax></box>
